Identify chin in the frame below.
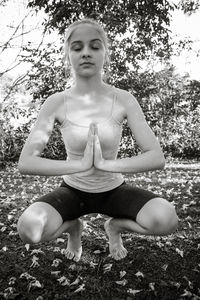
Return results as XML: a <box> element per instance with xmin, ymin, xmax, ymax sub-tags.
<box><xmin>79</xmin><ymin>71</ymin><xmax>96</xmax><ymax>78</ymax></box>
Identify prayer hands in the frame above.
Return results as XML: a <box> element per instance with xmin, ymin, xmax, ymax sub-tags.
<box><xmin>93</xmin><ymin>123</ymin><xmax>105</xmax><ymax>170</ymax></box>
<box><xmin>82</xmin><ymin>123</ymin><xmax>105</xmax><ymax>171</ymax></box>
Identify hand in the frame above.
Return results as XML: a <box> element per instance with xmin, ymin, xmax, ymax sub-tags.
<box><xmin>81</xmin><ymin>123</ymin><xmax>95</xmax><ymax>171</ymax></box>
<box><xmin>93</xmin><ymin>124</ymin><xmax>106</xmax><ymax>170</ymax></box>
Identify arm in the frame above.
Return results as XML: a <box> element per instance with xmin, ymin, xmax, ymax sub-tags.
<box><xmin>18</xmin><ymin>95</ymin><xmax>94</xmax><ymax>176</ymax></box>
<box><xmin>94</xmin><ymin>92</ymin><xmax>165</xmax><ymax>174</ymax></box>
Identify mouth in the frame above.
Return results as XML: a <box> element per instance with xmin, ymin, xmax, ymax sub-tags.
<box><xmin>80</xmin><ymin>62</ymin><xmax>94</xmax><ymax>66</ymax></box>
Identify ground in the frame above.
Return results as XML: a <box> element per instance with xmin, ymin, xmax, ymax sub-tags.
<box><xmin>0</xmin><ymin>161</ymin><xmax>200</xmax><ymax>300</ymax></box>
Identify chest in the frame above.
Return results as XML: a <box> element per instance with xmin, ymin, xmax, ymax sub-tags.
<box><xmin>64</xmin><ymin>94</ymin><xmax>125</xmax><ymax>126</ymax></box>
<box><xmin>62</xmin><ymin>120</ymin><xmax>123</xmax><ymax>158</ymax></box>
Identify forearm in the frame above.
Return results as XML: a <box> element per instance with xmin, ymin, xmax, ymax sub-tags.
<box><xmin>100</xmin><ymin>150</ymin><xmax>165</xmax><ymax>174</ymax></box>
<box><xmin>18</xmin><ymin>156</ymin><xmax>85</xmax><ymax>176</ymax></box>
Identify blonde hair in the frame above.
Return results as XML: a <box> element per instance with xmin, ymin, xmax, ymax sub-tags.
<box><xmin>63</xmin><ymin>18</ymin><xmax>110</xmax><ymax>73</ymax></box>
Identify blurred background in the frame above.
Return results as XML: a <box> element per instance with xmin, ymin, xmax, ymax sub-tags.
<box><xmin>0</xmin><ymin>0</ymin><xmax>200</xmax><ymax>167</ymax></box>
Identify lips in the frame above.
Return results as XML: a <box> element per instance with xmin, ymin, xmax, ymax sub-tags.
<box><xmin>80</xmin><ymin>62</ymin><xmax>94</xmax><ymax>66</ymax></box>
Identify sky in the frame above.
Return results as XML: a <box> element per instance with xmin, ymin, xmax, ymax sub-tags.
<box><xmin>170</xmin><ymin>6</ymin><xmax>200</xmax><ymax>80</ymax></box>
<box><xmin>0</xmin><ymin>0</ymin><xmax>200</xmax><ymax>80</ymax></box>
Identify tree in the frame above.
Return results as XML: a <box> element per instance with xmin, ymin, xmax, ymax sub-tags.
<box><xmin>25</xmin><ymin>0</ymin><xmax>175</xmax><ymax>100</ymax></box>
<box><xmin>178</xmin><ymin>0</ymin><xmax>200</xmax><ymax>15</ymax></box>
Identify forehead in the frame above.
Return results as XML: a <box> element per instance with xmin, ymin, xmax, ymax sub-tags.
<box><xmin>70</xmin><ymin>24</ymin><xmax>102</xmax><ymax>43</ymax></box>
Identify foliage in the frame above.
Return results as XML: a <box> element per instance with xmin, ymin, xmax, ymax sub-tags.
<box><xmin>1</xmin><ymin>66</ymin><xmax>200</xmax><ymax>165</ymax></box>
<box><xmin>25</xmin><ymin>0</ymin><xmax>175</xmax><ymax>99</ymax></box>
<box><xmin>0</xmin><ymin>76</ymin><xmax>38</xmax><ymax>165</ymax></box>
<box><xmin>1</xmin><ymin>1</ymin><xmax>200</xmax><ymax>164</ymax></box>
<box><xmin>178</xmin><ymin>0</ymin><xmax>200</xmax><ymax>15</ymax></box>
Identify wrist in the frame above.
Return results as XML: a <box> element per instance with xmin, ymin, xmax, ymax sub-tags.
<box><xmin>95</xmin><ymin>159</ymin><xmax>116</xmax><ymax>172</ymax></box>
<box><xmin>65</xmin><ymin>159</ymin><xmax>90</xmax><ymax>174</ymax></box>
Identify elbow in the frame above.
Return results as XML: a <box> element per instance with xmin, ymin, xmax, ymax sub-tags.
<box><xmin>18</xmin><ymin>156</ymin><xmax>29</xmax><ymax>175</ymax></box>
<box><xmin>157</xmin><ymin>152</ymin><xmax>165</xmax><ymax>169</ymax></box>
<box><xmin>18</xmin><ymin>160</ymin><xmax>26</xmax><ymax>174</ymax></box>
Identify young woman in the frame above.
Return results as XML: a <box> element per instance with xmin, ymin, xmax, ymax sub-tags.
<box><xmin>17</xmin><ymin>19</ymin><xmax>178</xmax><ymax>262</ymax></box>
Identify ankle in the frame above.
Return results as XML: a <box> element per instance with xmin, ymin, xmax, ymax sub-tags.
<box><xmin>67</xmin><ymin>219</ymin><xmax>83</xmax><ymax>234</ymax></box>
<box><xmin>108</xmin><ymin>219</ymin><xmax>121</xmax><ymax>235</ymax></box>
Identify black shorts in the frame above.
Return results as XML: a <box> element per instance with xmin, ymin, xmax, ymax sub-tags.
<box><xmin>35</xmin><ymin>180</ymin><xmax>160</xmax><ymax>222</ymax></box>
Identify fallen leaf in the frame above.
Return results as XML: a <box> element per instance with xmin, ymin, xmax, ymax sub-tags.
<box><xmin>103</xmin><ymin>263</ymin><xmax>112</xmax><ymax>273</ymax></box>
<box><xmin>165</xmin><ymin>241</ymin><xmax>172</xmax><ymax>246</ymax></box>
<box><xmin>181</xmin><ymin>289</ymin><xmax>193</xmax><ymax>297</ymax></box>
<box><xmin>175</xmin><ymin>248</ymin><xmax>184</xmax><ymax>257</ymax></box>
<box><xmin>20</xmin><ymin>272</ymin><xmax>35</xmax><ymax>280</ymax></box>
<box><xmin>156</xmin><ymin>241</ymin><xmax>164</xmax><ymax>248</ymax></box>
<box><xmin>135</xmin><ymin>271</ymin><xmax>144</xmax><ymax>278</ymax></box>
<box><xmin>93</xmin><ymin>250</ymin><xmax>101</xmax><ymax>254</ymax></box>
<box><xmin>25</xmin><ymin>244</ymin><xmax>30</xmax><ymax>251</ymax></box>
<box><xmin>1</xmin><ymin>226</ymin><xmax>7</xmax><ymax>232</ymax></box>
<box><xmin>53</xmin><ymin>247</ymin><xmax>61</xmax><ymax>252</ymax></box>
<box><xmin>183</xmin><ymin>276</ymin><xmax>193</xmax><ymax>289</ymax></box>
<box><xmin>149</xmin><ymin>282</ymin><xmax>155</xmax><ymax>291</ymax></box>
<box><xmin>73</xmin><ymin>284</ymin><xmax>85</xmax><ymax>293</ymax></box>
<box><xmin>57</xmin><ymin>276</ymin><xmax>70</xmax><ymax>286</ymax></box>
<box><xmin>119</xmin><ymin>271</ymin><xmax>126</xmax><ymax>279</ymax></box>
<box><xmin>8</xmin><ymin>277</ymin><xmax>16</xmax><ymax>285</ymax></box>
<box><xmin>169</xmin><ymin>281</ymin><xmax>181</xmax><ymax>289</ymax></box>
<box><xmin>89</xmin><ymin>261</ymin><xmax>98</xmax><ymax>268</ymax></box>
<box><xmin>127</xmin><ymin>289</ymin><xmax>142</xmax><ymax>296</ymax></box>
<box><xmin>30</xmin><ymin>255</ymin><xmax>40</xmax><ymax>268</ymax></box>
<box><xmin>115</xmin><ymin>279</ymin><xmax>128</xmax><ymax>286</ymax></box>
<box><xmin>69</xmin><ymin>264</ymin><xmax>77</xmax><ymax>271</ymax></box>
<box><xmin>51</xmin><ymin>271</ymin><xmax>61</xmax><ymax>276</ymax></box>
<box><xmin>31</xmin><ymin>248</ymin><xmax>44</xmax><ymax>255</ymax></box>
<box><xmin>28</xmin><ymin>280</ymin><xmax>42</xmax><ymax>291</ymax></box>
<box><xmin>52</xmin><ymin>258</ymin><xmax>62</xmax><ymax>267</ymax></box>
<box><xmin>162</xmin><ymin>264</ymin><xmax>168</xmax><ymax>271</ymax></box>
<box><xmin>70</xmin><ymin>277</ymin><xmax>81</xmax><ymax>286</ymax></box>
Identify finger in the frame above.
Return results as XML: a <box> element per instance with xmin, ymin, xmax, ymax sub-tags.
<box><xmin>87</xmin><ymin>127</ymin><xmax>94</xmax><ymax>146</ymax></box>
<box><xmin>95</xmin><ymin>134</ymin><xmax>100</xmax><ymax>145</ymax></box>
<box><xmin>87</xmin><ymin>135</ymin><xmax>93</xmax><ymax>148</ymax></box>
<box><xmin>93</xmin><ymin>123</ymin><xmax>98</xmax><ymax>136</ymax></box>
<box><xmin>89</xmin><ymin>122</ymin><xmax>96</xmax><ymax>135</ymax></box>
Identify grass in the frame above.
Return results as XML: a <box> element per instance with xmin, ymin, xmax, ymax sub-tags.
<box><xmin>0</xmin><ymin>161</ymin><xmax>200</xmax><ymax>300</ymax></box>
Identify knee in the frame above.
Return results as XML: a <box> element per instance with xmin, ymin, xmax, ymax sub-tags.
<box><xmin>151</xmin><ymin>204</ymin><xmax>178</xmax><ymax>235</ymax></box>
<box><xmin>17</xmin><ymin>213</ymin><xmax>44</xmax><ymax>244</ymax></box>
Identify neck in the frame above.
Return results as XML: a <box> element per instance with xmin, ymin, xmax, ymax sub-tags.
<box><xmin>72</xmin><ymin>74</ymin><xmax>107</xmax><ymax>95</ymax></box>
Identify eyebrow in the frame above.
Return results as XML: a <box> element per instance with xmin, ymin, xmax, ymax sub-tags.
<box><xmin>71</xmin><ymin>38</ymin><xmax>102</xmax><ymax>45</ymax></box>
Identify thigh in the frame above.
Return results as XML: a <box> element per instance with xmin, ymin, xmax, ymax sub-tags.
<box><xmin>34</xmin><ymin>183</ymin><xmax>83</xmax><ymax>222</ymax></box>
<box><xmin>101</xmin><ymin>182</ymin><xmax>159</xmax><ymax>221</ymax></box>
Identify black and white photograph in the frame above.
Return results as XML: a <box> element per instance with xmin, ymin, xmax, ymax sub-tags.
<box><xmin>0</xmin><ymin>0</ymin><xmax>200</xmax><ymax>299</ymax></box>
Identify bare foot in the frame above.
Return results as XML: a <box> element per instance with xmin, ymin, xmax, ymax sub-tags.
<box><xmin>65</xmin><ymin>219</ymin><xmax>83</xmax><ymax>262</ymax></box>
<box><xmin>104</xmin><ymin>219</ymin><xmax>128</xmax><ymax>261</ymax></box>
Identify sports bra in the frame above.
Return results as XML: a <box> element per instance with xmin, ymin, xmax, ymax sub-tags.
<box><xmin>59</xmin><ymin>90</ymin><xmax>125</xmax><ymax>192</ymax></box>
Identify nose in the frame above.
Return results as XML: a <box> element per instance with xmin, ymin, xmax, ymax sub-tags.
<box><xmin>82</xmin><ymin>46</ymin><xmax>91</xmax><ymax>58</ymax></box>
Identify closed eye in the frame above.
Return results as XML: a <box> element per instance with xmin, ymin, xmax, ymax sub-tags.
<box><xmin>92</xmin><ymin>46</ymin><xmax>100</xmax><ymax>50</ymax></box>
<box><xmin>72</xmin><ymin>46</ymin><xmax>82</xmax><ymax>51</ymax></box>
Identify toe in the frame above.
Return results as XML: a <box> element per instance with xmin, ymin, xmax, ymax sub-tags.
<box><xmin>73</xmin><ymin>255</ymin><xmax>80</xmax><ymax>262</ymax></box>
<box><xmin>66</xmin><ymin>250</ymin><xmax>74</xmax><ymax>260</ymax></box>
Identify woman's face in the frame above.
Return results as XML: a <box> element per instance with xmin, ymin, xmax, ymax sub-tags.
<box><xmin>68</xmin><ymin>24</ymin><xmax>106</xmax><ymax>78</ymax></box>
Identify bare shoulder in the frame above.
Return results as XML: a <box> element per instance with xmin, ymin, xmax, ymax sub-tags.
<box><xmin>42</xmin><ymin>92</ymin><xmax>64</xmax><ymax>111</ymax></box>
<box><xmin>39</xmin><ymin>91</ymin><xmax>65</xmax><ymax>124</ymax></box>
<box><xmin>113</xmin><ymin>87</ymin><xmax>140</xmax><ymax>117</ymax></box>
